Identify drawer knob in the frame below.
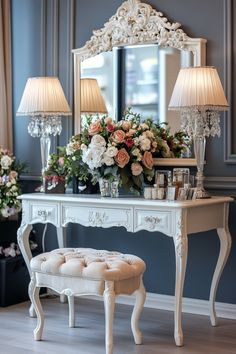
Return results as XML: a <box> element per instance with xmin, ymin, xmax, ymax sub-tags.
<box><xmin>38</xmin><ymin>209</ymin><xmax>50</xmax><ymax>219</ymax></box>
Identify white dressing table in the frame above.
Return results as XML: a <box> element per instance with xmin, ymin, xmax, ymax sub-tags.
<box><xmin>17</xmin><ymin>193</ymin><xmax>232</xmax><ymax>346</ymax></box>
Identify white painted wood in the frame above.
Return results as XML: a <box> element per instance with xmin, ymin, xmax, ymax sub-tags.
<box><xmin>17</xmin><ymin>193</ymin><xmax>233</xmax><ymax>346</ymax></box>
<box><xmin>103</xmin><ymin>281</ymin><xmax>116</xmax><ymax>354</ymax></box>
<box><xmin>68</xmin><ymin>294</ymin><xmax>75</xmax><ymax>328</ymax></box>
<box><xmin>210</xmin><ymin>204</ymin><xmax>232</xmax><ymax>326</ymax></box>
<box><xmin>28</xmin><ymin>274</ymin><xmax>44</xmax><ymax>340</ymax></box>
<box><xmin>56</xmin><ymin>226</ymin><xmax>67</xmax><ymax>248</ymax></box>
<box><xmin>56</xmin><ymin>226</ymin><xmax>68</xmax><ymax>304</ymax></box>
<box><xmin>72</xmin><ymin>0</ymin><xmax>205</xmax><ymax>60</ymax></box>
<box><xmin>131</xmin><ymin>277</ymin><xmax>146</xmax><ymax>345</ymax></box>
<box><xmin>173</xmin><ymin>209</ymin><xmax>188</xmax><ymax>346</ymax></box>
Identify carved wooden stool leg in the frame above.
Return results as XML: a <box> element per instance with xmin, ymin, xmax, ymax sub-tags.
<box><xmin>29</xmin><ymin>273</ymin><xmax>44</xmax><ymax>340</ymax></box>
<box><xmin>68</xmin><ymin>294</ymin><xmax>75</xmax><ymax>327</ymax></box>
<box><xmin>103</xmin><ymin>281</ymin><xmax>116</xmax><ymax>354</ymax></box>
<box><xmin>131</xmin><ymin>277</ymin><xmax>146</xmax><ymax>344</ymax></box>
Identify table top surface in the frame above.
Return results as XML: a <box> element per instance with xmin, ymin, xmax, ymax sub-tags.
<box><xmin>18</xmin><ymin>193</ymin><xmax>233</xmax><ymax>209</ymax></box>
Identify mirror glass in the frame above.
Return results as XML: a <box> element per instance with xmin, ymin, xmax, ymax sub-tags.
<box><xmin>81</xmin><ymin>45</ymin><xmax>193</xmax><ymax>134</ymax></box>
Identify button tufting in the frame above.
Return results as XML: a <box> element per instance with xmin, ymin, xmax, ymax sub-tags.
<box><xmin>31</xmin><ymin>247</ymin><xmax>146</xmax><ymax>281</ymax></box>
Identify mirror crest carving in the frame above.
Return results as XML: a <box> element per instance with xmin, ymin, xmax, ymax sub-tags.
<box><xmin>73</xmin><ymin>0</ymin><xmax>205</xmax><ymax>62</ymax></box>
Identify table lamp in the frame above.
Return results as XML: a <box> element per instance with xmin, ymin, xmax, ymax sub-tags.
<box><xmin>81</xmin><ymin>78</ymin><xmax>108</xmax><ymax>114</ymax></box>
<box><xmin>169</xmin><ymin>66</ymin><xmax>228</xmax><ymax>198</ymax></box>
<box><xmin>16</xmin><ymin>76</ymin><xmax>71</xmax><ymax>191</ymax></box>
<box><xmin>78</xmin><ymin>78</ymin><xmax>107</xmax><ymax>129</ymax></box>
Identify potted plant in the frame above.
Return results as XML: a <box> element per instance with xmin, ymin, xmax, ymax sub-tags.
<box><xmin>44</xmin><ymin>148</ymin><xmax>69</xmax><ymax>193</ymax></box>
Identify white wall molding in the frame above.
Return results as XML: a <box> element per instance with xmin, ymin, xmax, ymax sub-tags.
<box><xmin>223</xmin><ymin>0</ymin><xmax>236</xmax><ymax>163</ymax></box>
<box><xmin>205</xmin><ymin>176</ymin><xmax>236</xmax><ymax>190</ymax></box>
<box><xmin>85</xmin><ymin>292</ymin><xmax>236</xmax><ymax>320</ymax></box>
<box><xmin>40</xmin><ymin>0</ymin><xmax>46</xmax><ymax>75</ymax></box>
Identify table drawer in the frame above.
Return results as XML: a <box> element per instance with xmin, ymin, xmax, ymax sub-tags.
<box><xmin>134</xmin><ymin>208</ymin><xmax>173</xmax><ymax>234</ymax></box>
<box><xmin>29</xmin><ymin>202</ymin><xmax>59</xmax><ymax>225</ymax></box>
<box><xmin>62</xmin><ymin>204</ymin><xmax>132</xmax><ymax>231</ymax></box>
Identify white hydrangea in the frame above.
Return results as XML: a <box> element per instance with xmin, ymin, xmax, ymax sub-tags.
<box><xmin>1</xmin><ymin>155</ymin><xmax>12</xmax><ymax>170</ymax></box>
<box><xmin>82</xmin><ymin>145</ymin><xmax>106</xmax><ymax>170</ymax></box>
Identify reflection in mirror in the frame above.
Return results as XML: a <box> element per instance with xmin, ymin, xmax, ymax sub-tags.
<box><xmin>81</xmin><ymin>52</ymin><xmax>114</xmax><ymax>117</ymax></box>
<box><xmin>81</xmin><ymin>45</ymin><xmax>193</xmax><ymax>134</ymax></box>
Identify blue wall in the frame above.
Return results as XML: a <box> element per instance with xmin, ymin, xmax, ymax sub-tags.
<box><xmin>11</xmin><ymin>0</ymin><xmax>236</xmax><ymax>304</ymax></box>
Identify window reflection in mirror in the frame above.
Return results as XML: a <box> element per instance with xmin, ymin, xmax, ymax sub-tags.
<box><xmin>80</xmin><ymin>45</ymin><xmax>193</xmax><ymax>134</ymax></box>
<box><xmin>125</xmin><ymin>45</ymin><xmax>158</xmax><ymax>121</ymax></box>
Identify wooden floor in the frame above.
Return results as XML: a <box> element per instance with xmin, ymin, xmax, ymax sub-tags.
<box><xmin>0</xmin><ymin>296</ymin><xmax>235</xmax><ymax>354</ymax></box>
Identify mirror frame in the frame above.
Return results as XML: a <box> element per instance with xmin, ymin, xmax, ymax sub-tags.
<box><xmin>72</xmin><ymin>0</ymin><xmax>207</xmax><ymax>166</ymax></box>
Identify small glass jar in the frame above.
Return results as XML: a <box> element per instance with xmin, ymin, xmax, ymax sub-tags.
<box><xmin>144</xmin><ymin>186</ymin><xmax>152</xmax><ymax>199</ymax></box>
<box><xmin>99</xmin><ymin>178</ymin><xmax>110</xmax><ymax>197</ymax></box>
<box><xmin>110</xmin><ymin>178</ymin><xmax>119</xmax><ymax>198</ymax></box>
<box><xmin>156</xmin><ymin>187</ymin><xmax>165</xmax><ymax>200</ymax></box>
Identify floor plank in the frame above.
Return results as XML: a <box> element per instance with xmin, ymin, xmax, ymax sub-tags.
<box><xmin>0</xmin><ymin>296</ymin><xmax>235</xmax><ymax>354</ymax></box>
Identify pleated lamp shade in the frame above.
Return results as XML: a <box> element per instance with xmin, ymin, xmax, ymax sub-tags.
<box><xmin>80</xmin><ymin>78</ymin><xmax>107</xmax><ymax>114</ymax></box>
<box><xmin>16</xmin><ymin>77</ymin><xmax>71</xmax><ymax>116</ymax></box>
<box><xmin>169</xmin><ymin>66</ymin><xmax>228</xmax><ymax>111</ymax></box>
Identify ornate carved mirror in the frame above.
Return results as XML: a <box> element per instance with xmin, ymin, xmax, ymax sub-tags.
<box><xmin>72</xmin><ymin>0</ymin><xmax>207</xmax><ymax>166</ymax></box>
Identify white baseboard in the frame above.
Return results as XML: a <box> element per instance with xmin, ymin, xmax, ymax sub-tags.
<box><xmin>85</xmin><ymin>292</ymin><xmax>236</xmax><ymax>321</ymax></box>
<box><xmin>116</xmin><ymin>292</ymin><xmax>236</xmax><ymax>320</ymax></box>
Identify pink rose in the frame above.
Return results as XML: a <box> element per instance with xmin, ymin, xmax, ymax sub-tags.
<box><xmin>125</xmin><ymin>138</ymin><xmax>134</xmax><ymax>148</ymax></box>
<box><xmin>58</xmin><ymin>157</ymin><xmax>64</xmax><ymax>166</ymax></box>
<box><xmin>112</xmin><ymin>130</ymin><xmax>126</xmax><ymax>144</ymax></box>
<box><xmin>142</xmin><ymin>151</ymin><xmax>153</xmax><ymax>169</ymax></box>
<box><xmin>115</xmin><ymin>148</ymin><xmax>130</xmax><ymax>168</ymax></box>
<box><xmin>131</xmin><ymin>162</ymin><xmax>143</xmax><ymax>176</ymax></box>
<box><xmin>9</xmin><ymin>170</ymin><xmax>18</xmax><ymax>179</ymax></box>
<box><xmin>88</xmin><ymin>120</ymin><xmax>102</xmax><ymax>135</ymax></box>
<box><xmin>105</xmin><ymin>117</ymin><xmax>113</xmax><ymax>124</ymax></box>
<box><xmin>106</xmin><ymin>123</ymin><xmax>115</xmax><ymax>133</ymax></box>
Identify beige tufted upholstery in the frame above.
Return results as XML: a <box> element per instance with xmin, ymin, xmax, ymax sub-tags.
<box><xmin>29</xmin><ymin>247</ymin><xmax>146</xmax><ymax>354</ymax></box>
<box><xmin>31</xmin><ymin>248</ymin><xmax>145</xmax><ymax>280</ymax></box>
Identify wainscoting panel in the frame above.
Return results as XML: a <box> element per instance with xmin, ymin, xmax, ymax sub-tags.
<box><xmin>224</xmin><ymin>0</ymin><xmax>236</xmax><ymax>163</ymax></box>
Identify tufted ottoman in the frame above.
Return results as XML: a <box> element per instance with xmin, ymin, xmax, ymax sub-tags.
<box><xmin>29</xmin><ymin>247</ymin><xmax>146</xmax><ymax>354</ymax></box>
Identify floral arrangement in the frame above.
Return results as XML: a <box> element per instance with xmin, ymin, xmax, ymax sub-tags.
<box><xmin>66</xmin><ymin>109</ymin><xmax>190</xmax><ymax>194</ymax></box>
<box><xmin>0</xmin><ymin>148</ymin><xmax>25</xmax><ymax>218</ymax></box>
<box><xmin>44</xmin><ymin>148</ymin><xmax>68</xmax><ymax>180</ymax></box>
<box><xmin>44</xmin><ymin>148</ymin><xmax>70</xmax><ymax>191</ymax></box>
<box><xmin>0</xmin><ymin>240</ymin><xmax>38</xmax><ymax>258</ymax></box>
